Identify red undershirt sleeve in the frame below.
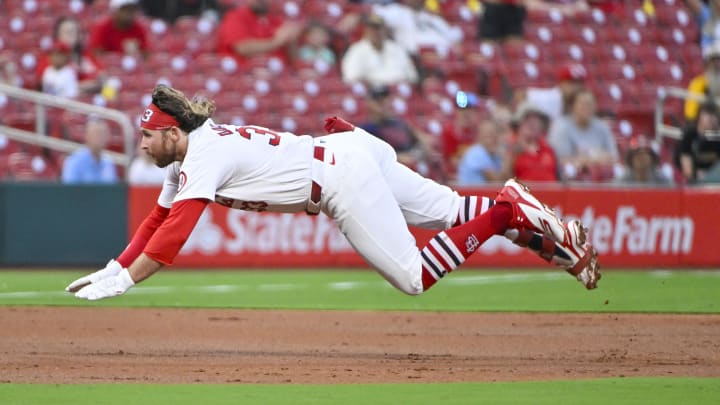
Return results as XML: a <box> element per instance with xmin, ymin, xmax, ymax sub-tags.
<box><xmin>143</xmin><ymin>198</ymin><xmax>209</xmax><ymax>266</ymax></box>
<box><xmin>116</xmin><ymin>203</ymin><xmax>171</xmax><ymax>268</ymax></box>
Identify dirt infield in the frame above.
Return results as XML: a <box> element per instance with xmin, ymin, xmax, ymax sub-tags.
<box><xmin>1</xmin><ymin>306</ymin><xmax>719</xmax><ymax>384</ymax></box>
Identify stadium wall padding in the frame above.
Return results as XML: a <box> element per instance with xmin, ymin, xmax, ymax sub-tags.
<box><xmin>129</xmin><ymin>185</ymin><xmax>720</xmax><ymax>269</ymax></box>
<box><xmin>0</xmin><ymin>183</ymin><xmax>127</xmax><ymax>266</ymax></box>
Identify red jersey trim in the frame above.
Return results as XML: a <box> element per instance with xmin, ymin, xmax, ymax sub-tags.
<box><xmin>144</xmin><ymin>199</ymin><xmax>209</xmax><ymax>265</ymax></box>
<box><xmin>117</xmin><ymin>203</ymin><xmax>170</xmax><ymax>267</ymax></box>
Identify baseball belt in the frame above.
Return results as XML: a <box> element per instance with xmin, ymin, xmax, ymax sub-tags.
<box><xmin>306</xmin><ymin>144</ymin><xmax>335</xmax><ymax>215</ymax></box>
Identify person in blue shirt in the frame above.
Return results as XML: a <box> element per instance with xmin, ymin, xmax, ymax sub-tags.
<box><xmin>61</xmin><ymin>118</ymin><xmax>119</xmax><ymax>184</ymax></box>
<box><xmin>687</xmin><ymin>0</ymin><xmax>720</xmax><ymax>49</ymax></box>
<box><xmin>457</xmin><ymin>117</ymin><xmax>507</xmax><ymax>185</ymax></box>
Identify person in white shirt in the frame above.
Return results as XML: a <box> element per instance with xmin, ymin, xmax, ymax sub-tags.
<box><xmin>341</xmin><ymin>14</ymin><xmax>419</xmax><ymax>87</ymax></box>
<box><xmin>371</xmin><ymin>0</ymin><xmax>463</xmax><ymax>56</ymax></box>
<box><xmin>523</xmin><ymin>63</ymin><xmax>587</xmax><ymax>121</ymax></box>
<box><xmin>41</xmin><ymin>42</ymin><xmax>79</xmax><ymax>99</ymax></box>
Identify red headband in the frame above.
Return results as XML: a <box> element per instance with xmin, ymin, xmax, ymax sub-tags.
<box><xmin>140</xmin><ymin>103</ymin><xmax>180</xmax><ymax>130</ymax></box>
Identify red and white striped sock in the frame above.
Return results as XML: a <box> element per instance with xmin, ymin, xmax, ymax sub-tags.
<box><xmin>454</xmin><ymin>195</ymin><xmax>495</xmax><ymax>226</ymax></box>
<box><xmin>421</xmin><ymin>203</ymin><xmax>512</xmax><ymax>291</ymax></box>
<box><xmin>454</xmin><ymin>195</ymin><xmax>569</xmax><ymax>270</ymax></box>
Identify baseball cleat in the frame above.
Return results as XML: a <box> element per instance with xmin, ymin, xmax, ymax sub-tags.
<box><xmin>560</xmin><ymin>220</ymin><xmax>601</xmax><ymax>289</ymax></box>
<box><xmin>495</xmin><ymin>178</ymin><xmax>566</xmax><ymax>243</ymax></box>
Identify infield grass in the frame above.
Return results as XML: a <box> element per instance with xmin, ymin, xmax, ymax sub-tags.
<box><xmin>1</xmin><ymin>270</ymin><xmax>718</xmax><ymax>403</ymax></box>
<box><xmin>0</xmin><ymin>269</ymin><xmax>718</xmax><ymax>313</ymax></box>
<box><xmin>1</xmin><ymin>378</ymin><xmax>719</xmax><ymax>405</ymax></box>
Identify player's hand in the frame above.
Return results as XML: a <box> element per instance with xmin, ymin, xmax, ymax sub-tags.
<box><xmin>74</xmin><ymin>268</ymin><xmax>135</xmax><ymax>301</ymax></box>
<box><xmin>65</xmin><ymin>259</ymin><xmax>123</xmax><ymax>293</ymax></box>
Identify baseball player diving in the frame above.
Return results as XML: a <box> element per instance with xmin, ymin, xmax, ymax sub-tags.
<box><xmin>66</xmin><ymin>84</ymin><xmax>600</xmax><ymax>300</ymax></box>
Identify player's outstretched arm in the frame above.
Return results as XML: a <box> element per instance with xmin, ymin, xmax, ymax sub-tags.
<box><xmin>70</xmin><ymin>198</ymin><xmax>208</xmax><ymax>300</ymax></box>
<box><xmin>64</xmin><ymin>203</ymin><xmax>171</xmax><ymax>295</ymax></box>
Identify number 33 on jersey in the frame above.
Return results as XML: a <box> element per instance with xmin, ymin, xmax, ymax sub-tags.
<box><xmin>157</xmin><ymin>119</ymin><xmax>317</xmax><ymax>214</ymax></box>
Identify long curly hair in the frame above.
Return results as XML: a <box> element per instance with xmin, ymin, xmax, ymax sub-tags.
<box><xmin>151</xmin><ymin>84</ymin><xmax>216</xmax><ymax>133</ymax></box>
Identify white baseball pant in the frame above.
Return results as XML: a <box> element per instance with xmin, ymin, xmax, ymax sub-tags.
<box><xmin>314</xmin><ymin>128</ymin><xmax>461</xmax><ymax>295</ymax></box>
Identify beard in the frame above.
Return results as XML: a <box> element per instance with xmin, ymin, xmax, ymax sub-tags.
<box><xmin>149</xmin><ymin>137</ymin><xmax>176</xmax><ymax>168</ymax></box>
<box><xmin>153</xmin><ymin>153</ymin><xmax>175</xmax><ymax>168</ymax></box>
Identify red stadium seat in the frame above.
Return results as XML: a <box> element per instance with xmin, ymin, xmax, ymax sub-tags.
<box><xmin>7</xmin><ymin>152</ymin><xmax>58</xmax><ymax>181</ymax></box>
<box><xmin>525</xmin><ymin>24</ymin><xmax>572</xmax><ymax>45</ymax></box>
<box><xmin>526</xmin><ymin>8</ymin><xmax>566</xmax><ymax>25</ymax></box>
<box><xmin>0</xmin><ymin>137</ymin><xmax>23</xmax><ymax>157</ymax></box>
<box><xmin>503</xmin><ymin>60</ymin><xmax>547</xmax><ymax>89</ymax></box>
<box><xmin>549</xmin><ymin>42</ymin><xmax>587</xmax><ymax>64</ymax></box>
<box><xmin>464</xmin><ymin>41</ymin><xmax>506</xmax><ymax>75</ymax></box>
<box><xmin>502</xmin><ymin>41</ymin><xmax>545</xmax><ymax>63</ymax></box>
<box><xmin>303</xmin><ymin>0</ymin><xmax>351</xmax><ymax>25</ymax></box>
<box><xmin>174</xmin><ymin>16</ymin><xmax>200</xmax><ymax>34</ymax></box>
<box><xmin>647</xmin><ymin>63</ymin><xmax>686</xmax><ymax>88</ymax></box>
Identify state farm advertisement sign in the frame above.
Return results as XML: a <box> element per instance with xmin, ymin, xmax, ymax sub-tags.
<box><xmin>128</xmin><ymin>186</ymin><xmax>720</xmax><ymax>268</ymax></box>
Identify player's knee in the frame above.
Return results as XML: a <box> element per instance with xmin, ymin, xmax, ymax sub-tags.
<box><xmin>387</xmin><ymin>274</ymin><xmax>424</xmax><ymax>296</ymax></box>
<box><xmin>400</xmin><ymin>285</ymin><xmax>424</xmax><ymax>296</ymax></box>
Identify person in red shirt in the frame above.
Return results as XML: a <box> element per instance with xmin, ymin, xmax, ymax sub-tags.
<box><xmin>216</xmin><ymin>0</ymin><xmax>303</xmax><ymax>66</ymax></box>
<box><xmin>507</xmin><ymin>102</ymin><xmax>559</xmax><ymax>182</ymax></box>
<box><xmin>87</xmin><ymin>0</ymin><xmax>149</xmax><ymax>57</ymax></box>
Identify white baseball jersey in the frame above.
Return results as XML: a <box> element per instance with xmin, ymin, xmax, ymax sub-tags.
<box><xmin>158</xmin><ymin>119</ymin><xmax>315</xmax><ymax>213</ymax></box>
<box><xmin>157</xmin><ymin>119</ymin><xmax>462</xmax><ymax>295</ymax></box>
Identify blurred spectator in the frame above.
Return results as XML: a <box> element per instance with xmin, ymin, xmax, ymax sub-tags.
<box><xmin>40</xmin><ymin>42</ymin><xmax>79</xmax><ymax>99</ymax></box>
<box><xmin>685</xmin><ymin>41</ymin><xmax>720</xmax><ymax>121</ymax></box>
<box><xmin>37</xmin><ymin>16</ymin><xmax>104</xmax><ymax>95</ymax></box>
<box><xmin>676</xmin><ymin>102</ymin><xmax>720</xmax><ymax>183</ymax></box>
<box><xmin>456</xmin><ymin>117</ymin><xmax>506</xmax><ymax>185</ymax></box>
<box><xmin>140</xmin><ymin>0</ymin><xmax>222</xmax><ymax>24</ymax></box>
<box><xmin>128</xmin><ymin>148</ymin><xmax>166</xmax><ymax>185</ymax></box>
<box><xmin>87</xmin><ymin>0</ymin><xmax>149</xmax><ymax>57</ymax></box>
<box><xmin>616</xmin><ymin>136</ymin><xmax>674</xmax><ymax>186</ymax></box>
<box><xmin>492</xmin><ymin>103</ymin><xmax>515</xmax><ymax>138</ymax></box>
<box><xmin>341</xmin><ymin>14</ymin><xmax>419</xmax><ymax>87</ymax></box>
<box><xmin>0</xmin><ymin>54</ymin><xmax>21</xmax><ymax>88</ymax></box>
<box><xmin>520</xmin><ymin>63</ymin><xmax>587</xmax><ymax>121</ymax></box>
<box><xmin>371</xmin><ymin>0</ymin><xmax>463</xmax><ymax>56</ymax></box>
<box><xmin>479</xmin><ymin>1</ymin><xmax>589</xmax><ymax>43</ymax></box>
<box><xmin>61</xmin><ymin>119</ymin><xmax>118</xmax><ymax>184</ymax></box>
<box><xmin>697</xmin><ymin>161</ymin><xmax>720</xmax><ymax>183</ymax></box>
<box><xmin>440</xmin><ymin>91</ymin><xmax>483</xmax><ymax>174</ymax></box>
<box><xmin>216</xmin><ymin>0</ymin><xmax>303</xmax><ymax>66</ymax></box>
<box><xmin>548</xmin><ymin>89</ymin><xmax>619</xmax><ymax>181</ymax></box>
<box><xmin>478</xmin><ymin>0</ymin><xmax>526</xmax><ymax>43</ymax></box>
<box><xmin>296</xmin><ymin>22</ymin><xmax>337</xmax><ymax>69</ymax></box>
<box><xmin>686</xmin><ymin>0</ymin><xmax>720</xmax><ymax>49</ymax></box>
<box><xmin>506</xmin><ymin>102</ymin><xmax>559</xmax><ymax>182</ymax></box>
<box><xmin>359</xmin><ymin>85</ymin><xmax>443</xmax><ymax>180</ymax></box>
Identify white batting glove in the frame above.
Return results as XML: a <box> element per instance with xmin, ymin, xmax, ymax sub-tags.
<box><xmin>65</xmin><ymin>259</ymin><xmax>123</xmax><ymax>293</ymax></box>
<box><xmin>74</xmin><ymin>268</ymin><xmax>135</xmax><ymax>300</ymax></box>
